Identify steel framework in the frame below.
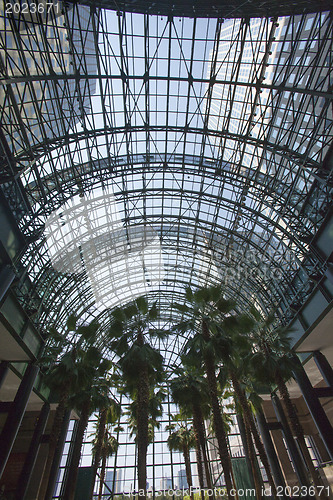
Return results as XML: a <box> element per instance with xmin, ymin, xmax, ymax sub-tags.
<box><xmin>70</xmin><ymin>0</ymin><xmax>333</xmax><ymax>19</ymax></box>
<box><xmin>0</xmin><ymin>4</ymin><xmax>332</xmax><ymax>366</ymax></box>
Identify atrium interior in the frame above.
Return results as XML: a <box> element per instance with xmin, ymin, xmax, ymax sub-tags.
<box><xmin>0</xmin><ymin>0</ymin><xmax>333</xmax><ymax>499</ymax></box>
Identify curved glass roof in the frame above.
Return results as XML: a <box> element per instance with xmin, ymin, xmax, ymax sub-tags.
<box><xmin>0</xmin><ymin>4</ymin><xmax>332</xmax><ymax>366</ymax></box>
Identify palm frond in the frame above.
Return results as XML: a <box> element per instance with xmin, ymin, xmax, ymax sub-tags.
<box><xmin>135</xmin><ymin>296</ymin><xmax>149</xmax><ymax>315</ymax></box>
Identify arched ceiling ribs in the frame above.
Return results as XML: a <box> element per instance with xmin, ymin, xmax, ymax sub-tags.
<box><xmin>22</xmin><ymin>154</ymin><xmax>326</xmax><ymax>261</ymax></box>
<box><xmin>2</xmin><ymin>72</ymin><xmax>332</xmax><ymax>100</ymax></box>
<box><xmin>6</xmin><ymin>124</ymin><xmax>323</xmax><ymax>171</ymax></box>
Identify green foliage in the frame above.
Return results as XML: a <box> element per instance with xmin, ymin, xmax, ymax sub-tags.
<box><xmin>126</xmin><ymin>386</ymin><xmax>166</xmax><ymax>443</ymax></box>
<box><xmin>92</xmin><ymin>426</ymin><xmax>120</xmax><ymax>459</ymax></box>
<box><xmin>248</xmin><ymin>307</ymin><xmax>296</xmax><ymax>390</ymax></box>
<box><xmin>68</xmin><ymin>356</ymin><xmax>114</xmax><ymax>416</ymax></box>
<box><xmin>120</xmin><ymin>342</ymin><xmax>164</xmax><ymax>385</ymax></box>
<box><xmin>173</xmin><ymin>303</ymin><xmax>191</xmax><ymax>314</ymax></box>
<box><xmin>66</xmin><ymin>314</ymin><xmax>77</xmax><ymax>332</ymax></box>
<box><xmin>106</xmin><ymin>398</ymin><xmax>122</xmax><ymax>425</ymax></box>
<box><xmin>39</xmin><ymin>314</ymin><xmax>117</xmax><ymax>422</ymax></box>
<box><xmin>76</xmin><ymin>321</ymin><xmax>100</xmax><ymax>343</ymax></box>
<box><xmin>90</xmin><ymin>401</ymin><xmax>123</xmax><ymax>459</ymax></box>
<box><xmin>247</xmin><ymin>391</ymin><xmax>263</xmax><ymax>415</ymax></box>
<box><xmin>135</xmin><ymin>296</ymin><xmax>149</xmax><ymax>315</ymax></box>
<box><xmin>217</xmin><ymin>368</ymin><xmax>229</xmax><ymax>391</ymax></box>
<box><xmin>169</xmin><ymin>367</ymin><xmax>210</xmax><ymax>414</ymax></box>
<box><xmin>173</xmin><ymin>284</ymin><xmax>255</xmax><ymax>380</ymax></box>
<box><xmin>166</xmin><ymin>423</ymin><xmax>196</xmax><ymax>452</ymax></box>
<box><xmin>185</xmin><ymin>287</ymin><xmax>193</xmax><ymax>302</ymax></box>
<box><xmin>108</xmin><ymin>296</ymin><xmax>166</xmax><ymax>392</ymax></box>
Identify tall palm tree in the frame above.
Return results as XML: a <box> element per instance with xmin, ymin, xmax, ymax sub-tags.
<box><xmin>92</xmin><ymin>424</ymin><xmax>121</xmax><ymax>500</ymax></box>
<box><xmin>169</xmin><ymin>367</ymin><xmax>213</xmax><ymax>498</ymax></box>
<box><xmin>216</xmin><ymin>317</ymin><xmax>277</xmax><ymax>499</ymax></box>
<box><xmin>173</xmin><ymin>284</ymin><xmax>237</xmax><ymax>498</ymax></box>
<box><xmin>63</xmin><ymin>348</ymin><xmax>112</xmax><ymax>500</ymax></box>
<box><xmin>125</xmin><ymin>386</ymin><xmax>166</xmax><ymax>444</ymax></box>
<box><xmin>232</xmin><ymin>387</ymin><xmax>264</xmax><ymax>500</ymax></box>
<box><xmin>108</xmin><ymin>296</ymin><xmax>166</xmax><ymax>499</ymax></box>
<box><xmin>250</xmin><ymin>311</ymin><xmax>325</xmax><ymax>498</ymax></box>
<box><xmin>166</xmin><ymin>421</ymin><xmax>196</xmax><ymax>500</ymax></box>
<box><xmin>90</xmin><ymin>395</ymin><xmax>122</xmax><ymax>500</ymax></box>
<box><xmin>39</xmin><ymin>314</ymin><xmax>100</xmax><ymax>500</ymax></box>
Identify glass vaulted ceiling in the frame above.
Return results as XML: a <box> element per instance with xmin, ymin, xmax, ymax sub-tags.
<box><xmin>0</xmin><ymin>4</ymin><xmax>332</xmax><ymax>366</ymax></box>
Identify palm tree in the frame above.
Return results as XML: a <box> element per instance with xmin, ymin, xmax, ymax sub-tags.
<box><xmin>123</xmin><ymin>385</ymin><xmax>165</xmax><ymax>498</ymax></box>
<box><xmin>39</xmin><ymin>314</ymin><xmax>100</xmax><ymax>500</ymax></box>
<box><xmin>90</xmin><ymin>395</ymin><xmax>122</xmax><ymax>500</ymax></box>
<box><xmin>107</xmin><ymin>296</ymin><xmax>166</xmax><ymax>499</ymax></box>
<box><xmin>169</xmin><ymin>367</ymin><xmax>213</xmax><ymax>498</ymax></box>
<box><xmin>250</xmin><ymin>311</ymin><xmax>325</xmax><ymax>498</ymax></box>
<box><xmin>63</xmin><ymin>348</ymin><xmax>112</xmax><ymax>500</ymax></box>
<box><xmin>125</xmin><ymin>386</ymin><xmax>166</xmax><ymax>444</ymax></box>
<box><xmin>92</xmin><ymin>423</ymin><xmax>122</xmax><ymax>500</ymax></box>
<box><xmin>231</xmin><ymin>387</ymin><xmax>264</xmax><ymax>500</ymax></box>
<box><xmin>173</xmin><ymin>284</ymin><xmax>237</xmax><ymax>498</ymax></box>
<box><xmin>215</xmin><ymin>317</ymin><xmax>277</xmax><ymax>499</ymax></box>
<box><xmin>166</xmin><ymin>420</ymin><xmax>196</xmax><ymax>500</ymax></box>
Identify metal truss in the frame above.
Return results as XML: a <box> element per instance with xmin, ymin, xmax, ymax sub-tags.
<box><xmin>0</xmin><ymin>4</ymin><xmax>333</xmax><ymax>367</ymax></box>
<box><xmin>71</xmin><ymin>0</ymin><xmax>333</xmax><ymax>20</ymax></box>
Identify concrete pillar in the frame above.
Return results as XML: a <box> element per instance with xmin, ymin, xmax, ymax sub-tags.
<box><xmin>313</xmin><ymin>351</ymin><xmax>333</xmax><ymax>388</ymax></box>
<box><xmin>0</xmin><ymin>361</ymin><xmax>9</xmax><ymax>389</ymax></box>
<box><xmin>271</xmin><ymin>394</ymin><xmax>309</xmax><ymax>487</ymax></box>
<box><xmin>15</xmin><ymin>402</ymin><xmax>50</xmax><ymax>500</ymax></box>
<box><xmin>269</xmin><ymin>427</ymin><xmax>298</xmax><ymax>487</ymax></box>
<box><xmin>292</xmin><ymin>355</ymin><xmax>333</xmax><ymax>460</ymax></box>
<box><xmin>0</xmin><ymin>363</ymin><xmax>39</xmax><ymax>479</ymax></box>
<box><xmin>256</xmin><ymin>409</ymin><xmax>287</xmax><ymax>494</ymax></box>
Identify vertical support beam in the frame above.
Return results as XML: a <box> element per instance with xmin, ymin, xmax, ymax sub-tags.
<box><xmin>44</xmin><ymin>409</ymin><xmax>71</xmax><ymax>500</ymax></box>
<box><xmin>256</xmin><ymin>409</ymin><xmax>287</xmax><ymax>493</ymax></box>
<box><xmin>15</xmin><ymin>402</ymin><xmax>50</xmax><ymax>500</ymax></box>
<box><xmin>0</xmin><ymin>363</ymin><xmax>39</xmax><ymax>479</ymax></box>
<box><xmin>269</xmin><ymin>424</ymin><xmax>299</xmax><ymax>487</ymax></box>
<box><xmin>292</xmin><ymin>355</ymin><xmax>333</xmax><ymax>461</ymax></box>
<box><xmin>313</xmin><ymin>351</ymin><xmax>333</xmax><ymax>388</ymax></box>
<box><xmin>271</xmin><ymin>394</ymin><xmax>309</xmax><ymax>487</ymax></box>
<box><xmin>0</xmin><ymin>361</ymin><xmax>9</xmax><ymax>389</ymax></box>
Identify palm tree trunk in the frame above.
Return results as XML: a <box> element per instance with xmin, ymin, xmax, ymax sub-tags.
<box><xmin>137</xmin><ymin>360</ymin><xmax>149</xmax><ymax>500</ymax></box>
<box><xmin>202</xmin><ymin>321</ymin><xmax>235</xmax><ymax>499</ymax></box>
<box><xmin>193</xmin><ymin>403</ymin><xmax>213</xmax><ymax>490</ymax></box>
<box><xmin>98</xmin><ymin>449</ymin><xmax>107</xmax><ymax>500</ymax></box>
<box><xmin>231</xmin><ymin>374</ymin><xmax>276</xmax><ymax>498</ymax></box>
<box><xmin>64</xmin><ymin>403</ymin><xmax>91</xmax><ymax>500</ymax></box>
<box><xmin>275</xmin><ymin>370</ymin><xmax>326</xmax><ymax>499</ymax></box>
<box><xmin>192</xmin><ymin>411</ymin><xmax>205</xmax><ymax>500</ymax></box>
<box><xmin>243</xmin><ymin>410</ymin><xmax>263</xmax><ymax>500</ymax></box>
<box><xmin>247</xmin><ymin>413</ymin><xmax>279</xmax><ymax>498</ymax></box>
<box><xmin>39</xmin><ymin>392</ymin><xmax>68</xmax><ymax>500</ymax></box>
<box><xmin>183</xmin><ymin>444</ymin><xmax>194</xmax><ymax>500</ymax></box>
<box><xmin>90</xmin><ymin>408</ymin><xmax>107</xmax><ymax>500</ymax></box>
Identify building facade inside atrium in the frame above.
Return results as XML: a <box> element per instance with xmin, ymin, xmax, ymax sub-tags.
<box><xmin>0</xmin><ymin>0</ymin><xmax>333</xmax><ymax>499</ymax></box>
